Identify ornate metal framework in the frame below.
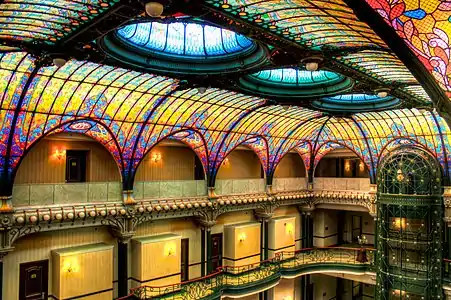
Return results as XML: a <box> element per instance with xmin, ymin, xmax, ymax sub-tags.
<box><xmin>376</xmin><ymin>147</ymin><xmax>444</xmax><ymax>300</ymax></box>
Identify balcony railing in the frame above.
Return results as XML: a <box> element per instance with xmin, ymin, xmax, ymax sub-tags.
<box><xmin>122</xmin><ymin>247</ymin><xmax>375</xmax><ymax>300</ymax></box>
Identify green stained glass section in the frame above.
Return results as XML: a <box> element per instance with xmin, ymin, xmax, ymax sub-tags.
<box><xmin>250</xmin><ymin>69</ymin><xmax>342</xmax><ymax>86</ymax></box>
<box><xmin>336</xmin><ymin>51</ymin><xmax>418</xmax><ymax>84</ymax></box>
<box><xmin>0</xmin><ymin>0</ymin><xmax>119</xmax><ymax>44</ymax></box>
<box><xmin>205</xmin><ymin>0</ymin><xmax>387</xmax><ymax>49</ymax></box>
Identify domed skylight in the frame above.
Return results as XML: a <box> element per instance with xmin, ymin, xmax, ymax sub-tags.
<box><xmin>116</xmin><ymin>21</ymin><xmax>255</xmax><ymax>58</ymax></box>
<box><xmin>312</xmin><ymin>93</ymin><xmax>401</xmax><ymax>113</ymax></box>
<box><xmin>250</xmin><ymin>69</ymin><xmax>344</xmax><ymax>86</ymax></box>
<box><xmin>239</xmin><ymin>68</ymin><xmax>354</xmax><ymax>98</ymax></box>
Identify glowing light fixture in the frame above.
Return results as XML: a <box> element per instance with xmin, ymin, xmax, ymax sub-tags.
<box><xmin>285</xmin><ymin>223</ymin><xmax>294</xmax><ymax>235</ymax></box>
<box><xmin>54</xmin><ymin>149</ymin><xmax>66</xmax><ymax>160</ymax></box>
<box><xmin>375</xmin><ymin>88</ymin><xmax>390</xmax><ymax>98</ymax></box>
<box><xmin>238</xmin><ymin>232</ymin><xmax>246</xmax><ymax>243</ymax></box>
<box><xmin>145</xmin><ymin>2</ymin><xmax>164</xmax><ymax>17</ymax></box>
<box><xmin>151</xmin><ymin>152</ymin><xmax>162</xmax><ymax>163</ymax></box>
<box><xmin>197</xmin><ymin>87</ymin><xmax>207</xmax><ymax>94</ymax></box>
<box><xmin>302</xmin><ymin>56</ymin><xmax>323</xmax><ymax>71</ymax></box>
<box><xmin>221</xmin><ymin>0</ymin><xmax>230</xmax><ymax>9</ymax></box>
<box><xmin>222</xmin><ymin>157</ymin><xmax>229</xmax><ymax>166</ymax></box>
<box><xmin>359</xmin><ymin>160</ymin><xmax>365</xmax><ymax>171</ymax></box>
<box><xmin>164</xmin><ymin>242</ymin><xmax>176</xmax><ymax>256</ymax></box>
<box><xmin>344</xmin><ymin>160</ymin><xmax>351</xmax><ymax>172</ymax></box>
<box><xmin>53</xmin><ymin>58</ymin><xmax>67</xmax><ymax>68</ymax></box>
<box><xmin>63</xmin><ymin>257</ymin><xmax>80</xmax><ymax>273</ymax></box>
<box><xmin>393</xmin><ymin>218</ymin><xmax>406</xmax><ymax>230</ymax></box>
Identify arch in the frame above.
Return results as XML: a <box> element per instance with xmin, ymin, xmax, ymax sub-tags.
<box><xmin>6</xmin><ymin>118</ymin><xmax>124</xmax><ymax>195</ymax></box>
<box><xmin>313</xmin><ymin>141</ymin><xmax>374</xmax><ymax>181</ymax></box>
<box><xmin>377</xmin><ymin>137</ymin><xmax>442</xmax><ymax>175</ymax></box>
<box><xmin>130</xmin><ymin>128</ymin><xmax>209</xmax><ymax>189</ymax></box>
<box><xmin>270</xmin><ymin>141</ymin><xmax>312</xmax><ymax>182</ymax></box>
<box><xmin>213</xmin><ymin>135</ymin><xmax>269</xmax><ymax>184</ymax></box>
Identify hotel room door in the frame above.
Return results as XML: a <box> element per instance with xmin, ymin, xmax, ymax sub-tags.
<box><xmin>19</xmin><ymin>260</ymin><xmax>48</xmax><ymax>300</ymax></box>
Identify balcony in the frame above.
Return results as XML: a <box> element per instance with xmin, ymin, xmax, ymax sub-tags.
<box><xmin>121</xmin><ymin>247</ymin><xmax>374</xmax><ymax>300</ymax></box>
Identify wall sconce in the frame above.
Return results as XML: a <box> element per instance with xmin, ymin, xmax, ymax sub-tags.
<box><xmin>393</xmin><ymin>217</ymin><xmax>406</xmax><ymax>230</ymax></box>
<box><xmin>238</xmin><ymin>232</ymin><xmax>246</xmax><ymax>243</ymax></box>
<box><xmin>285</xmin><ymin>223</ymin><xmax>294</xmax><ymax>235</ymax></box>
<box><xmin>344</xmin><ymin>160</ymin><xmax>351</xmax><ymax>172</ymax></box>
<box><xmin>62</xmin><ymin>257</ymin><xmax>80</xmax><ymax>274</ymax></box>
<box><xmin>222</xmin><ymin>157</ymin><xmax>229</xmax><ymax>166</ymax></box>
<box><xmin>164</xmin><ymin>242</ymin><xmax>176</xmax><ymax>256</ymax></box>
<box><xmin>54</xmin><ymin>149</ymin><xmax>66</xmax><ymax>160</ymax></box>
<box><xmin>151</xmin><ymin>152</ymin><xmax>162</xmax><ymax>163</ymax></box>
<box><xmin>359</xmin><ymin>160</ymin><xmax>364</xmax><ymax>171</ymax></box>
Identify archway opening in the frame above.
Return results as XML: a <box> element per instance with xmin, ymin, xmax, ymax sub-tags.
<box><xmin>273</xmin><ymin>152</ymin><xmax>307</xmax><ymax>191</ymax></box>
<box><xmin>216</xmin><ymin>146</ymin><xmax>265</xmax><ymax>195</ymax></box>
<box><xmin>13</xmin><ymin>132</ymin><xmax>122</xmax><ymax>206</ymax></box>
<box><xmin>134</xmin><ymin>138</ymin><xmax>206</xmax><ymax>199</ymax></box>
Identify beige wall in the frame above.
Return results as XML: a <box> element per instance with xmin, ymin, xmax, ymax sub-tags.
<box><xmin>217</xmin><ymin>150</ymin><xmax>262</xmax><ymax>179</ymax></box>
<box><xmin>268</xmin><ymin>216</ymin><xmax>296</xmax><ymax>258</ymax></box>
<box><xmin>135</xmin><ymin>146</ymin><xmax>196</xmax><ymax>181</ymax></box>
<box><xmin>134</xmin><ymin>218</ymin><xmax>202</xmax><ymax>280</ymax></box>
<box><xmin>274</xmin><ymin>206</ymin><xmax>301</xmax><ymax>250</ymax></box>
<box><xmin>131</xmin><ymin>234</ymin><xmax>181</xmax><ymax>288</ymax></box>
<box><xmin>313</xmin><ymin>209</ymin><xmax>338</xmax><ymax>247</ymax></box>
<box><xmin>52</xmin><ymin>244</ymin><xmax>113</xmax><ymax>300</ymax></box>
<box><xmin>268</xmin><ymin>278</ymin><xmax>295</xmax><ymax>300</ymax></box>
<box><xmin>3</xmin><ymin>226</ymin><xmax>116</xmax><ymax>300</ymax></box>
<box><xmin>274</xmin><ymin>153</ymin><xmax>306</xmax><ymax>178</ymax></box>
<box><xmin>223</xmin><ymin>222</ymin><xmax>261</xmax><ymax>267</ymax></box>
<box><xmin>312</xmin><ymin>274</ymin><xmax>337</xmax><ymax>300</ymax></box>
<box><xmin>15</xmin><ymin>138</ymin><xmax>121</xmax><ymax>184</ymax></box>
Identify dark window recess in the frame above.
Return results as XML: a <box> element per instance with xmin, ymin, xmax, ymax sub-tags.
<box><xmin>260</xmin><ymin>165</ymin><xmax>265</xmax><ymax>179</ymax></box>
<box><xmin>181</xmin><ymin>238</ymin><xmax>189</xmax><ymax>281</ymax></box>
<box><xmin>194</xmin><ymin>155</ymin><xmax>205</xmax><ymax>180</ymax></box>
<box><xmin>19</xmin><ymin>260</ymin><xmax>49</xmax><ymax>300</ymax></box>
<box><xmin>211</xmin><ymin>233</ymin><xmax>223</xmax><ymax>272</ymax></box>
<box><xmin>65</xmin><ymin>150</ymin><xmax>88</xmax><ymax>182</ymax></box>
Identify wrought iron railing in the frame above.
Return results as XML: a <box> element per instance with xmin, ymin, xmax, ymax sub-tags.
<box><xmin>123</xmin><ymin>247</ymin><xmax>374</xmax><ymax>300</ymax></box>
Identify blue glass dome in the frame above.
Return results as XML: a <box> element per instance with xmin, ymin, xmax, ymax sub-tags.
<box><xmin>312</xmin><ymin>93</ymin><xmax>401</xmax><ymax>112</ymax></box>
<box><xmin>250</xmin><ymin>69</ymin><xmax>343</xmax><ymax>87</ymax></box>
<box><xmin>239</xmin><ymin>68</ymin><xmax>354</xmax><ymax>98</ymax></box>
<box><xmin>116</xmin><ymin>21</ymin><xmax>255</xmax><ymax>58</ymax></box>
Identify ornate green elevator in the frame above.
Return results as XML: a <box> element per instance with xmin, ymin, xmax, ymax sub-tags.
<box><xmin>375</xmin><ymin>148</ymin><xmax>444</xmax><ymax>300</ymax></box>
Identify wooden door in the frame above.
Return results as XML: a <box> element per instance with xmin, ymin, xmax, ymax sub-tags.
<box><xmin>181</xmin><ymin>238</ymin><xmax>189</xmax><ymax>281</ymax></box>
<box><xmin>65</xmin><ymin>150</ymin><xmax>87</xmax><ymax>182</ymax></box>
<box><xmin>211</xmin><ymin>233</ymin><xmax>223</xmax><ymax>272</ymax></box>
<box><xmin>19</xmin><ymin>260</ymin><xmax>48</xmax><ymax>300</ymax></box>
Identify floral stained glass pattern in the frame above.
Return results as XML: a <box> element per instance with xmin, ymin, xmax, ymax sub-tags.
<box><xmin>366</xmin><ymin>0</ymin><xmax>451</xmax><ymax>97</ymax></box>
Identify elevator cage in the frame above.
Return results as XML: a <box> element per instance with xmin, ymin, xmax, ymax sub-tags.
<box><xmin>375</xmin><ymin>148</ymin><xmax>444</xmax><ymax>300</ymax></box>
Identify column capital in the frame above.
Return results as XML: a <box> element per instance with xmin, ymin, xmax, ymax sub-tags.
<box><xmin>122</xmin><ymin>190</ymin><xmax>136</xmax><ymax>205</ymax></box>
<box><xmin>298</xmin><ymin>204</ymin><xmax>315</xmax><ymax>214</ymax></box>
<box><xmin>0</xmin><ymin>247</ymin><xmax>13</xmax><ymax>261</ymax></box>
<box><xmin>198</xmin><ymin>219</ymin><xmax>217</xmax><ymax>230</ymax></box>
<box><xmin>0</xmin><ymin>196</ymin><xmax>13</xmax><ymax>213</ymax></box>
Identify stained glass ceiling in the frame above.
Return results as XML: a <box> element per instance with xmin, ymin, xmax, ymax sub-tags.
<box><xmin>250</xmin><ymin>69</ymin><xmax>343</xmax><ymax>86</ymax></box>
<box><xmin>116</xmin><ymin>21</ymin><xmax>255</xmax><ymax>58</ymax></box>
<box><xmin>206</xmin><ymin>0</ymin><xmax>388</xmax><ymax>50</ymax></box>
<box><xmin>0</xmin><ymin>0</ymin><xmax>118</xmax><ymax>44</ymax></box>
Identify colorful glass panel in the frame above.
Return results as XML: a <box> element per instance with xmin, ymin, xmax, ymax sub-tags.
<box><xmin>206</xmin><ymin>0</ymin><xmax>387</xmax><ymax>49</ymax></box>
<box><xmin>117</xmin><ymin>21</ymin><xmax>255</xmax><ymax>58</ymax></box>
<box><xmin>0</xmin><ymin>0</ymin><xmax>119</xmax><ymax>44</ymax></box>
<box><xmin>366</xmin><ymin>0</ymin><xmax>451</xmax><ymax>98</ymax></box>
<box><xmin>249</xmin><ymin>69</ymin><xmax>343</xmax><ymax>86</ymax></box>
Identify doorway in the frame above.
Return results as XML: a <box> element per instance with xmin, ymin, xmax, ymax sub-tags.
<box><xmin>211</xmin><ymin>233</ymin><xmax>223</xmax><ymax>272</ymax></box>
<box><xmin>19</xmin><ymin>260</ymin><xmax>49</xmax><ymax>300</ymax></box>
<box><xmin>352</xmin><ymin>215</ymin><xmax>362</xmax><ymax>243</ymax></box>
<box><xmin>65</xmin><ymin>150</ymin><xmax>88</xmax><ymax>182</ymax></box>
<box><xmin>181</xmin><ymin>238</ymin><xmax>189</xmax><ymax>281</ymax></box>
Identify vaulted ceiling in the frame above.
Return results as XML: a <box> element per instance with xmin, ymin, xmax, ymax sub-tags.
<box><xmin>0</xmin><ymin>0</ymin><xmax>450</xmax><ymax>194</ymax></box>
